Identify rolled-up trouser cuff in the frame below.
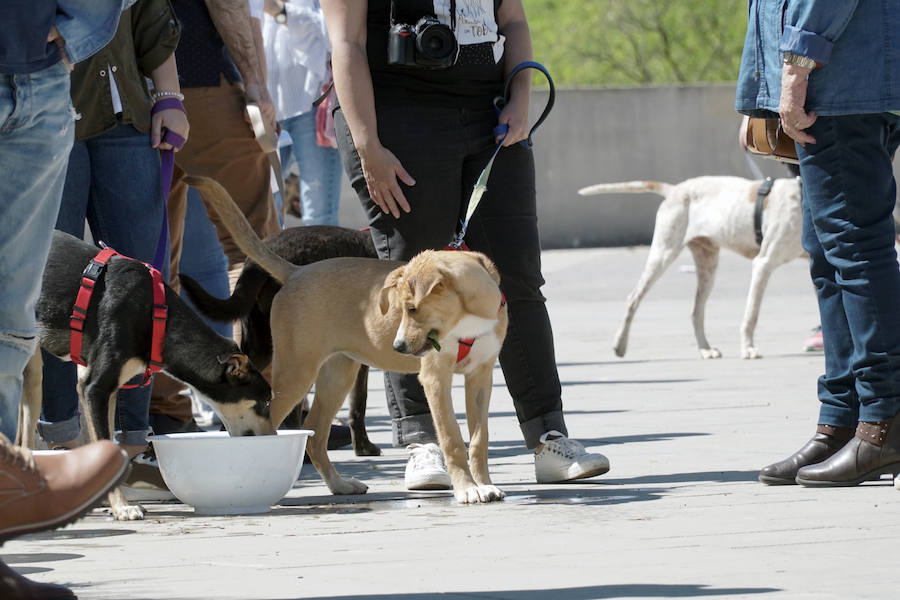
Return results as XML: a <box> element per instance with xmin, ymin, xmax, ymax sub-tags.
<box><xmin>37</xmin><ymin>415</ymin><xmax>81</xmax><ymax>445</ymax></box>
<box><xmin>116</xmin><ymin>428</ymin><xmax>151</xmax><ymax>447</ymax></box>
<box><xmin>393</xmin><ymin>413</ymin><xmax>437</xmax><ymax>447</ymax></box>
<box><xmin>520</xmin><ymin>410</ymin><xmax>567</xmax><ymax>450</ymax></box>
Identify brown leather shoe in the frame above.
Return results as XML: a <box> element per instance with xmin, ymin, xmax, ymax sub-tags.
<box><xmin>797</xmin><ymin>414</ymin><xmax>900</xmax><ymax>487</ymax></box>
<box><xmin>0</xmin><ymin>558</ymin><xmax>75</xmax><ymax>599</ymax></box>
<box><xmin>0</xmin><ymin>437</ymin><xmax>129</xmax><ymax>541</ymax></box>
<box><xmin>759</xmin><ymin>424</ymin><xmax>854</xmax><ymax>485</ymax></box>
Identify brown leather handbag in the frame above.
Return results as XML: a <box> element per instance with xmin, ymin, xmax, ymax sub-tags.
<box><xmin>744</xmin><ymin>117</ymin><xmax>799</xmax><ymax>164</ymax></box>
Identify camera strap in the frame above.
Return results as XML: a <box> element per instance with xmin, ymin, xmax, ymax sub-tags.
<box><xmin>447</xmin><ymin>61</ymin><xmax>556</xmax><ymax>250</ymax></box>
<box><xmin>389</xmin><ymin>0</ymin><xmax>456</xmax><ymax>30</ymax></box>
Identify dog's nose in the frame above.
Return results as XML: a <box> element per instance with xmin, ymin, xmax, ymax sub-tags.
<box><xmin>393</xmin><ymin>339</ymin><xmax>409</xmax><ymax>353</ymax></box>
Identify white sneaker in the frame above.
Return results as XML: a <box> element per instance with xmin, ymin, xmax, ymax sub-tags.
<box><xmin>534</xmin><ymin>430</ymin><xmax>610</xmax><ymax>483</ymax></box>
<box><xmin>404</xmin><ymin>443</ymin><xmax>451</xmax><ymax>490</ymax></box>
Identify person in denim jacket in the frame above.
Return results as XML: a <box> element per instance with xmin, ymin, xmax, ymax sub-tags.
<box><xmin>736</xmin><ymin>0</ymin><xmax>900</xmax><ymax>488</ymax></box>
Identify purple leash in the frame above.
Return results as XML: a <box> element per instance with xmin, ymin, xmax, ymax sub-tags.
<box><xmin>149</xmin><ymin>97</ymin><xmax>187</xmax><ymax>271</ymax></box>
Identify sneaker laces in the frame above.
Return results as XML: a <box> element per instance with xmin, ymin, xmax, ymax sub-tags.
<box><xmin>538</xmin><ymin>430</ymin><xmax>585</xmax><ymax>460</ymax></box>
<box><xmin>407</xmin><ymin>443</ymin><xmax>446</xmax><ymax>470</ymax></box>
<box><xmin>0</xmin><ymin>434</ymin><xmax>37</xmax><ymax>472</ymax></box>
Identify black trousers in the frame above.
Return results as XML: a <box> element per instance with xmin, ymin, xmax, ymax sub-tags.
<box><xmin>334</xmin><ymin>102</ymin><xmax>566</xmax><ymax>449</ymax></box>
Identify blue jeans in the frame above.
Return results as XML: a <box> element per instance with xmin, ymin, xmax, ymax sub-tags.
<box><xmin>0</xmin><ymin>62</ymin><xmax>74</xmax><ymax>442</ymax></box>
<box><xmin>279</xmin><ymin>111</ymin><xmax>342</xmax><ymax>226</ymax></box>
<box><xmin>179</xmin><ymin>186</ymin><xmax>233</xmax><ymax>339</ymax></box>
<box><xmin>798</xmin><ymin>113</ymin><xmax>900</xmax><ymax>426</ymax></box>
<box><xmin>38</xmin><ymin>122</ymin><xmax>166</xmax><ymax>446</ymax></box>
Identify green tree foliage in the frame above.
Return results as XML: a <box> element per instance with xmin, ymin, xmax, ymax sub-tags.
<box><xmin>527</xmin><ymin>0</ymin><xmax>748</xmax><ymax>86</ymax></box>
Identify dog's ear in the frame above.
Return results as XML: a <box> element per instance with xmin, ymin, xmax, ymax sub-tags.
<box><xmin>379</xmin><ymin>268</ymin><xmax>404</xmax><ymax>315</ymax></box>
<box><xmin>470</xmin><ymin>252</ymin><xmax>501</xmax><ymax>286</ymax></box>
<box><xmin>448</xmin><ymin>253</ymin><xmax>503</xmax><ymax>319</ymax></box>
<box><xmin>218</xmin><ymin>352</ymin><xmax>251</xmax><ymax>382</ymax></box>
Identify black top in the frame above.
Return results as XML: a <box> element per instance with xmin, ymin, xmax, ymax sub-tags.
<box><xmin>0</xmin><ymin>1</ymin><xmax>60</xmax><ymax>73</ymax></box>
<box><xmin>172</xmin><ymin>0</ymin><xmax>241</xmax><ymax>88</ymax></box>
<box><xmin>366</xmin><ymin>0</ymin><xmax>505</xmax><ymax>107</ymax></box>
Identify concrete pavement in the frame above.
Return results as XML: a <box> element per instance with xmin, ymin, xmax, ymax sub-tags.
<box><xmin>4</xmin><ymin>245</ymin><xmax>899</xmax><ymax>600</ymax></box>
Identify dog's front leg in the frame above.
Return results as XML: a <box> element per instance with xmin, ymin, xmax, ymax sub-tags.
<box><xmin>740</xmin><ymin>253</ymin><xmax>776</xmax><ymax>359</ymax></box>
<box><xmin>464</xmin><ymin>362</ymin><xmax>503</xmax><ymax>499</ymax></box>
<box><xmin>420</xmin><ymin>358</ymin><xmax>501</xmax><ymax>504</ymax></box>
<box><xmin>80</xmin><ymin>376</ymin><xmax>145</xmax><ymax>521</ymax></box>
<box><xmin>16</xmin><ymin>351</ymin><xmax>43</xmax><ymax>449</ymax></box>
<box><xmin>348</xmin><ymin>365</ymin><xmax>380</xmax><ymax>456</ymax></box>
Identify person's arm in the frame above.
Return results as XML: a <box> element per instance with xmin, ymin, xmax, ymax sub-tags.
<box><xmin>203</xmin><ymin>0</ymin><xmax>276</xmax><ymax>130</ymax></box>
<box><xmin>250</xmin><ymin>12</ymin><xmax>267</xmax><ymax>86</ymax></box>
<box><xmin>149</xmin><ymin>53</ymin><xmax>190</xmax><ymax>150</ymax></box>
<box><xmin>496</xmin><ymin>0</ymin><xmax>532</xmax><ymax>147</ymax></box>
<box><xmin>321</xmin><ymin>0</ymin><xmax>414</xmax><ymax>218</ymax></box>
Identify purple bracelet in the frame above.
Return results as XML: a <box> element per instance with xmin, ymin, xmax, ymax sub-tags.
<box><xmin>151</xmin><ymin>97</ymin><xmax>186</xmax><ymax>115</ymax></box>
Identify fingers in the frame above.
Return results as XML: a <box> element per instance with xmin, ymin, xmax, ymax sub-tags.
<box><xmin>780</xmin><ymin>110</ymin><xmax>817</xmax><ymax>145</ymax></box>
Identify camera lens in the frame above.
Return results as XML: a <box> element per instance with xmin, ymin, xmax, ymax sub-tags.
<box><xmin>417</xmin><ymin>24</ymin><xmax>456</xmax><ymax>60</ymax></box>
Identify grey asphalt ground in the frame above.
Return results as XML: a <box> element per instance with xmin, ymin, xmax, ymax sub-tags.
<box><xmin>4</xmin><ymin>244</ymin><xmax>899</xmax><ymax>600</ymax></box>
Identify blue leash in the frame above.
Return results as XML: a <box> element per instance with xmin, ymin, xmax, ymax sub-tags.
<box><xmin>447</xmin><ymin>61</ymin><xmax>555</xmax><ymax>249</ymax></box>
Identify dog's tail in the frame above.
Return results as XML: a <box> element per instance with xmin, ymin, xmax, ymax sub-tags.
<box><xmin>184</xmin><ymin>176</ymin><xmax>294</xmax><ymax>285</ymax></box>
<box><xmin>179</xmin><ymin>270</ymin><xmax>269</xmax><ymax>322</ymax></box>
<box><xmin>577</xmin><ymin>181</ymin><xmax>673</xmax><ymax>197</ymax></box>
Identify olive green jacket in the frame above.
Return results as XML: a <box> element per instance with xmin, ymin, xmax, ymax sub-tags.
<box><xmin>71</xmin><ymin>0</ymin><xmax>180</xmax><ymax>140</ymax></box>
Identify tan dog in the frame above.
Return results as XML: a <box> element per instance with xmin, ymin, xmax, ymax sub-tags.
<box><xmin>579</xmin><ymin>176</ymin><xmax>806</xmax><ymax>359</ymax></box>
<box><xmin>185</xmin><ymin>176</ymin><xmax>509</xmax><ymax>503</ymax></box>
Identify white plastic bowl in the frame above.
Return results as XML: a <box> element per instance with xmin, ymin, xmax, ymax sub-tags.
<box><xmin>152</xmin><ymin>430</ymin><xmax>312</xmax><ymax>515</ymax></box>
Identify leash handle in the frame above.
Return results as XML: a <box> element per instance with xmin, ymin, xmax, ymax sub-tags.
<box><xmin>150</xmin><ymin>98</ymin><xmax>187</xmax><ymax>273</ymax></box>
<box><xmin>492</xmin><ymin>61</ymin><xmax>556</xmax><ymax>147</ymax></box>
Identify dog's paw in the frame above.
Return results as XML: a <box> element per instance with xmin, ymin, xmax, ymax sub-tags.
<box><xmin>700</xmin><ymin>347</ymin><xmax>722</xmax><ymax>359</ymax></box>
<box><xmin>112</xmin><ymin>504</ymin><xmax>147</xmax><ymax>521</ymax></box>
<box><xmin>454</xmin><ymin>484</ymin><xmax>505</xmax><ymax>504</ymax></box>
<box><xmin>353</xmin><ymin>440</ymin><xmax>382</xmax><ymax>457</ymax></box>
<box><xmin>330</xmin><ymin>477</ymin><xmax>369</xmax><ymax>495</ymax></box>
<box><xmin>741</xmin><ymin>346</ymin><xmax>763</xmax><ymax>359</ymax></box>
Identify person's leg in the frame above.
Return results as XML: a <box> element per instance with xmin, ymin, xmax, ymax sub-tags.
<box><xmin>38</xmin><ymin>140</ymin><xmax>90</xmax><ymax>446</ymax></box>
<box><xmin>0</xmin><ymin>63</ymin><xmax>74</xmax><ymax>441</ymax></box>
<box><xmin>82</xmin><ymin>123</ymin><xmax>166</xmax><ymax>452</ymax></box>
<box><xmin>795</xmin><ymin>114</ymin><xmax>900</xmax><ymax>486</ymax></box>
<box><xmin>334</xmin><ymin>105</ymin><xmax>463</xmax><ymax>449</ymax></box>
<box><xmin>282</xmin><ymin>111</ymin><xmax>342</xmax><ymax>226</ymax></box>
<box><xmin>179</xmin><ymin>186</ymin><xmax>232</xmax><ymax>339</ymax></box>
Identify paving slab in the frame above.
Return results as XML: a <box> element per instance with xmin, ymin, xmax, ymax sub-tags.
<box><xmin>4</xmin><ymin>245</ymin><xmax>898</xmax><ymax>600</ymax></box>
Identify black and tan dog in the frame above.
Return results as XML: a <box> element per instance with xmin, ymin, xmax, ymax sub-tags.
<box><xmin>16</xmin><ymin>230</ymin><xmax>275</xmax><ymax>520</ymax></box>
<box><xmin>185</xmin><ymin>176</ymin><xmax>508</xmax><ymax>504</ymax></box>
<box><xmin>179</xmin><ymin>225</ymin><xmax>381</xmax><ymax>456</ymax></box>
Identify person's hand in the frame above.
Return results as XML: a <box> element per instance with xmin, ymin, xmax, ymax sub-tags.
<box><xmin>496</xmin><ymin>94</ymin><xmax>529</xmax><ymax>147</ymax></box>
<box><xmin>779</xmin><ymin>63</ymin><xmax>817</xmax><ymax>146</ymax></box>
<box><xmin>358</xmin><ymin>143</ymin><xmax>415</xmax><ymax>218</ymax></box>
<box><xmin>151</xmin><ymin>108</ymin><xmax>189</xmax><ymax>151</ymax></box>
<box><xmin>244</xmin><ymin>82</ymin><xmax>278</xmax><ymax>133</ymax></box>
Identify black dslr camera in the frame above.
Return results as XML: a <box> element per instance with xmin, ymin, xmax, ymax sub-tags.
<box><xmin>388</xmin><ymin>6</ymin><xmax>458</xmax><ymax>70</ymax></box>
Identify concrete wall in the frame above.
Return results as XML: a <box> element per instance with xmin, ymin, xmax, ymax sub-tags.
<box><xmin>336</xmin><ymin>84</ymin><xmax>900</xmax><ymax>249</ymax></box>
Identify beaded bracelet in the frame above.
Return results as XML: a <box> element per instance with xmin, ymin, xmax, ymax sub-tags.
<box><xmin>151</xmin><ymin>90</ymin><xmax>185</xmax><ymax>103</ymax></box>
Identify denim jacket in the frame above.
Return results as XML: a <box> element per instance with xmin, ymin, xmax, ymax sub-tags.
<box><xmin>55</xmin><ymin>0</ymin><xmax>136</xmax><ymax>65</ymax></box>
<box><xmin>735</xmin><ymin>0</ymin><xmax>900</xmax><ymax>117</ymax></box>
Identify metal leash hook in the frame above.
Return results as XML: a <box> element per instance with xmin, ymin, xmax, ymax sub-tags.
<box><xmin>447</xmin><ymin>62</ymin><xmax>555</xmax><ymax>250</ymax></box>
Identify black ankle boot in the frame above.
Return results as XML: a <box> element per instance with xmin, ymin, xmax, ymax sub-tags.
<box><xmin>796</xmin><ymin>413</ymin><xmax>900</xmax><ymax>487</ymax></box>
<box><xmin>759</xmin><ymin>424</ymin><xmax>854</xmax><ymax>485</ymax></box>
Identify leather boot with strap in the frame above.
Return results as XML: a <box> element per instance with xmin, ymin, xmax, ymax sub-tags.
<box><xmin>0</xmin><ymin>558</ymin><xmax>75</xmax><ymax>600</ymax></box>
<box><xmin>797</xmin><ymin>413</ymin><xmax>900</xmax><ymax>487</ymax></box>
<box><xmin>759</xmin><ymin>424</ymin><xmax>854</xmax><ymax>485</ymax></box>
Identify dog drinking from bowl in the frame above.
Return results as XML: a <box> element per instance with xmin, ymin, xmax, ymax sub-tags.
<box><xmin>17</xmin><ymin>230</ymin><xmax>275</xmax><ymax>520</ymax></box>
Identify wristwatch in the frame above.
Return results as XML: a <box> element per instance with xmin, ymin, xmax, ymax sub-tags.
<box><xmin>275</xmin><ymin>7</ymin><xmax>287</xmax><ymax>24</ymax></box>
<box><xmin>782</xmin><ymin>52</ymin><xmax>817</xmax><ymax>70</ymax></box>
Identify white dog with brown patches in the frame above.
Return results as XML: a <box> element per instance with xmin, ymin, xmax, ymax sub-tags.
<box><xmin>579</xmin><ymin>176</ymin><xmax>806</xmax><ymax>359</ymax></box>
<box><xmin>186</xmin><ymin>176</ymin><xmax>509</xmax><ymax>504</ymax></box>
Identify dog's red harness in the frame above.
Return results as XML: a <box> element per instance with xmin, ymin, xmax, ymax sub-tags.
<box><xmin>69</xmin><ymin>247</ymin><xmax>167</xmax><ymax>388</ymax></box>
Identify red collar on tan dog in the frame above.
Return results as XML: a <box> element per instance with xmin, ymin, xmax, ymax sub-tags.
<box><xmin>442</xmin><ymin>241</ymin><xmax>506</xmax><ymax>363</ymax></box>
<box><xmin>69</xmin><ymin>246</ymin><xmax>167</xmax><ymax>388</ymax></box>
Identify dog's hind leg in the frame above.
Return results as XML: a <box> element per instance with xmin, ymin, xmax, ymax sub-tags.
<box><xmin>686</xmin><ymin>238</ymin><xmax>721</xmax><ymax>359</ymax></box>
<box><xmin>16</xmin><ymin>352</ymin><xmax>42</xmax><ymax>449</ymax></box>
<box><xmin>464</xmin><ymin>362</ymin><xmax>503</xmax><ymax>499</ymax></box>
<box><xmin>348</xmin><ymin>365</ymin><xmax>380</xmax><ymax>456</ymax></box>
<box><xmin>614</xmin><ymin>203</ymin><xmax>689</xmax><ymax>357</ymax></box>
<box><xmin>301</xmin><ymin>355</ymin><xmax>369</xmax><ymax>495</ymax></box>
